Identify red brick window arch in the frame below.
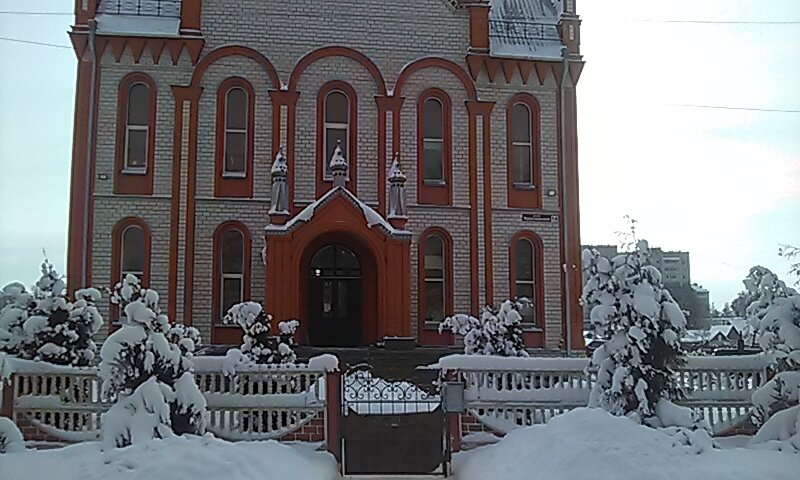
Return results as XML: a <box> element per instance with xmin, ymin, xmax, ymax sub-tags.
<box><xmin>417</xmin><ymin>89</ymin><xmax>452</xmax><ymax>205</ymax></box>
<box><xmin>110</xmin><ymin>217</ymin><xmax>152</xmax><ymax>321</ymax></box>
<box><xmin>418</xmin><ymin>228</ymin><xmax>454</xmax><ymax>327</ymax></box>
<box><xmin>507</xmin><ymin>94</ymin><xmax>542</xmax><ymax>209</ymax></box>
<box><xmin>212</xmin><ymin>222</ymin><xmax>251</xmax><ymax>322</ymax></box>
<box><xmin>115</xmin><ymin>73</ymin><xmax>156</xmax><ymax>195</ymax></box>
<box><xmin>316</xmin><ymin>81</ymin><xmax>358</xmax><ymax>196</ymax></box>
<box><xmin>509</xmin><ymin>231</ymin><xmax>545</xmax><ymax>327</ymax></box>
<box><xmin>215</xmin><ymin>77</ymin><xmax>255</xmax><ymax>198</ymax></box>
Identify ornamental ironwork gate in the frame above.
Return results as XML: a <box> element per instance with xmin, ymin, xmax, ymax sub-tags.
<box><xmin>340</xmin><ymin>364</ymin><xmax>448</xmax><ymax>476</ymax></box>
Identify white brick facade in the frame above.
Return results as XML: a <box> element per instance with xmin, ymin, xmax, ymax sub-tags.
<box><xmin>70</xmin><ymin>0</ymin><xmax>584</xmax><ymax>351</ymax></box>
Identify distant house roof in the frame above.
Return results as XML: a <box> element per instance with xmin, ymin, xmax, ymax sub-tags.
<box><xmin>489</xmin><ymin>0</ymin><xmax>565</xmax><ymax>60</ymax></box>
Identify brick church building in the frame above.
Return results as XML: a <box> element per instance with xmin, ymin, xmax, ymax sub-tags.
<box><xmin>65</xmin><ymin>0</ymin><xmax>585</xmax><ymax>352</ymax></box>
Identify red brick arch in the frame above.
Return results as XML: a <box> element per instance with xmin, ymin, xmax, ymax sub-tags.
<box><xmin>109</xmin><ymin>217</ymin><xmax>152</xmax><ymax>323</ymax></box>
<box><xmin>191</xmin><ymin>45</ymin><xmax>281</xmax><ymax>89</ymax></box>
<box><xmin>288</xmin><ymin>46</ymin><xmax>387</xmax><ymax>95</ymax></box>
<box><xmin>211</xmin><ymin>220</ymin><xmax>252</xmax><ymax>345</ymax></box>
<box><xmin>509</xmin><ymin>230</ymin><xmax>546</xmax><ymax>348</ymax></box>
<box><xmin>394</xmin><ymin>57</ymin><xmax>477</xmax><ymax>100</ymax></box>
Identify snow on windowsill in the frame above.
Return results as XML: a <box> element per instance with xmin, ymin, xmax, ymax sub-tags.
<box><xmin>120</xmin><ymin>168</ymin><xmax>147</xmax><ymax>176</ymax></box>
<box><xmin>222</xmin><ymin>172</ymin><xmax>247</xmax><ymax>179</ymax></box>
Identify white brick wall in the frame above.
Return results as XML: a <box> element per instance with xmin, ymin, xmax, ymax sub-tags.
<box><xmin>87</xmin><ymin>0</ymin><xmax>570</xmax><ymax>350</ymax></box>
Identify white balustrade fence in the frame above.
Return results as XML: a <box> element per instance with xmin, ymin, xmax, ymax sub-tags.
<box><xmin>1</xmin><ymin>356</ymin><xmax>329</xmax><ymax>442</ymax></box>
<box><xmin>437</xmin><ymin>354</ymin><xmax>771</xmax><ymax>435</ymax></box>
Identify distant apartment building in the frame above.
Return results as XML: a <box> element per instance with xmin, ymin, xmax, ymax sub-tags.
<box><xmin>581</xmin><ymin>245</ymin><xmax>709</xmax><ymax>328</ymax></box>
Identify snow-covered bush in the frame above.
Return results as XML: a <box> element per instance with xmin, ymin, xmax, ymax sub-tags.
<box><xmin>0</xmin><ymin>260</ymin><xmax>103</xmax><ymax>366</ymax></box>
<box><xmin>100</xmin><ymin>275</ymin><xmax>206</xmax><ymax>448</ymax></box>
<box><xmin>222</xmin><ymin>301</ymin><xmax>299</xmax><ymax>364</ymax></box>
<box><xmin>583</xmin><ymin>241</ymin><xmax>703</xmax><ymax>430</ymax></box>
<box><xmin>438</xmin><ymin>300</ymin><xmax>529</xmax><ymax>357</ymax></box>
<box><xmin>0</xmin><ymin>417</ymin><xmax>25</xmax><ymax>454</ymax></box>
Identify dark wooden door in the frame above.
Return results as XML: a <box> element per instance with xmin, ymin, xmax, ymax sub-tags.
<box><xmin>308</xmin><ymin>245</ymin><xmax>361</xmax><ymax>346</ymax></box>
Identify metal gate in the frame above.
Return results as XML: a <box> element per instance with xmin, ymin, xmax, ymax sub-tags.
<box><xmin>340</xmin><ymin>364</ymin><xmax>448</xmax><ymax>476</ymax></box>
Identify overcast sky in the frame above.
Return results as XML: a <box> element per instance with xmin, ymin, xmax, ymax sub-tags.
<box><xmin>0</xmin><ymin>1</ymin><xmax>798</xmax><ymax>308</ymax></box>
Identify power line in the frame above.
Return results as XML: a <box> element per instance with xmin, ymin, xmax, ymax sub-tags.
<box><xmin>0</xmin><ymin>36</ymin><xmax>72</xmax><ymax>49</ymax></box>
<box><xmin>621</xmin><ymin>19</ymin><xmax>800</xmax><ymax>25</ymax></box>
<box><xmin>667</xmin><ymin>103</ymin><xmax>800</xmax><ymax>114</ymax></box>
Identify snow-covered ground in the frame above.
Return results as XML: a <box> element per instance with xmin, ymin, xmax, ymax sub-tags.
<box><xmin>0</xmin><ymin>435</ymin><xmax>338</xmax><ymax>480</ymax></box>
<box><xmin>454</xmin><ymin>408</ymin><xmax>799</xmax><ymax>480</ymax></box>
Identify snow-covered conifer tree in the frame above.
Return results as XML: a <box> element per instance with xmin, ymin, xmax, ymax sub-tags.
<box><xmin>223</xmin><ymin>301</ymin><xmax>299</xmax><ymax>364</ymax></box>
<box><xmin>1</xmin><ymin>260</ymin><xmax>103</xmax><ymax>366</ymax></box>
<box><xmin>583</xmin><ymin>240</ymin><xmax>702</xmax><ymax>429</ymax></box>
<box><xmin>100</xmin><ymin>275</ymin><xmax>206</xmax><ymax>448</ymax></box>
<box><xmin>743</xmin><ymin>265</ymin><xmax>800</xmax><ymax>449</ymax></box>
<box><xmin>439</xmin><ymin>299</ymin><xmax>529</xmax><ymax>357</ymax></box>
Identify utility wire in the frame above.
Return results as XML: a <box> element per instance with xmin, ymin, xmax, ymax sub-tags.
<box><xmin>0</xmin><ymin>36</ymin><xmax>72</xmax><ymax>49</ymax></box>
<box><xmin>622</xmin><ymin>19</ymin><xmax>800</xmax><ymax>25</ymax></box>
<box><xmin>667</xmin><ymin>103</ymin><xmax>800</xmax><ymax>114</ymax></box>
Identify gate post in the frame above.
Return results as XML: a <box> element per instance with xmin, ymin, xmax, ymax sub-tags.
<box><xmin>325</xmin><ymin>368</ymin><xmax>342</xmax><ymax>461</ymax></box>
<box><xmin>446</xmin><ymin>370</ymin><xmax>462</xmax><ymax>453</ymax></box>
<box><xmin>1</xmin><ymin>374</ymin><xmax>14</xmax><ymax>419</ymax></box>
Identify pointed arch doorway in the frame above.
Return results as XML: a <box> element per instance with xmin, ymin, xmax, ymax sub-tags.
<box><xmin>307</xmin><ymin>244</ymin><xmax>363</xmax><ymax>346</ymax></box>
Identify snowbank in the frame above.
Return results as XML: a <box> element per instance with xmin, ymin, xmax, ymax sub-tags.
<box><xmin>0</xmin><ymin>435</ymin><xmax>337</xmax><ymax>480</ymax></box>
<box><xmin>455</xmin><ymin>408</ymin><xmax>800</xmax><ymax>480</ymax></box>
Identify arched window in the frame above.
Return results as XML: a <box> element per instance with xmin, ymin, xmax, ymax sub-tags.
<box><xmin>514</xmin><ymin>238</ymin><xmax>536</xmax><ymax>324</ymax></box>
<box><xmin>324</xmin><ymin>91</ymin><xmax>349</xmax><ymax>179</ymax></box>
<box><xmin>507</xmin><ymin>94</ymin><xmax>541</xmax><ymax>209</ymax></box>
<box><xmin>223</xmin><ymin>87</ymin><xmax>248</xmax><ymax>176</ymax></box>
<box><xmin>213</xmin><ymin>222</ymin><xmax>251</xmax><ymax>322</ymax></box>
<box><xmin>509</xmin><ymin>232</ymin><xmax>544</xmax><ymax>327</ymax></box>
<box><xmin>215</xmin><ymin>77</ymin><xmax>255</xmax><ymax>198</ymax></box>
<box><xmin>220</xmin><ymin>230</ymin><xmax>245</xmax><ymax>318</ymax></box>
<box><xmin>511</xmin><ymin>103</ymin><xmax>532</xmax><ymax>185</ymax></box>
<box><xmin>115</xmin><ymin>73</ymin><xmax>156</xmax><ymax>195</ymax></box>
<box><xmin>110</xmin><ymin>217</ymin><xmax>151</xmax><ymax>322</ymax></box>
<box><xmin>422</xmin><ymin>98</ymin><xmax>444</xmax><ymax>183</ymax></box>
<box><xmin>121</xmin><ymin>225</ymin><xmax>145</xmax><ymax>279</ymax></box>
<box><xmin>417</xmin><ymin>89</ymin><xmax>452</xmax><ymax>205</ymax></box>
<box><xmin>125</xmin><ymin>83</ymin><xmax>150</xmax><ymax>171</ymax></box>
<box><xmin>317</xmin><ymin>81</ymin><xmax>357</xmax><ymax>196</ymax></box>
<box><xmin>418</xmin><ymin>228</ymin><xmax>454</xmax><ymax>330</ymax></box>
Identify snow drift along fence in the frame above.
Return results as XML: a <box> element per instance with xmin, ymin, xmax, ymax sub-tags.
<box><xmin>437</xmin><ymin>354</ymin><xmax>771</xmax><ymax>436</ymax></box>
<box><xmin>1</xmin><ymin>357</ymin><xmax>329</xmax><ymax>443</ymax></box>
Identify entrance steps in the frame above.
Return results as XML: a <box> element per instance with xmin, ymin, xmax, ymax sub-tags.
<box><xmin>342</xmin><ymin>476</ymin><xmax>452</xmax><ymax>480</ymax></box>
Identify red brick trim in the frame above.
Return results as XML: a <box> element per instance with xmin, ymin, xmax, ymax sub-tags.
<box><xmin>506</xmin><ymin>93</ymin><xmax>542</xmax><ymax>209</ymax></box>
<box><xmin>214</xmin><ymin>77</ymin><xmax>255</xmax><ymax>198</ymax></box>
<box><xmin>183</xmin><ymin>92</ymin><xmax>202</xmax><ymax>326</ymax></box>
<box><xmin>289</xmin><ymin>46</ymin><xmax>387</xmax><ymax>95</ymax></box>
<box><xmin>211</xmin><ymin>221</ymin><xmax>252</xmax><ymax>345</ymax></box>
<box><xmin>417</xmin><ymin>227</ymin><xmax>454</xmax><ymax>346</ymax></box>
<box><xmin>114</xmin><ymin>72</ymin><xmax>156</xmax><ymax>196</ymax></box>
<box><xmin>465</xmin><ymin>102</ymin><xmax>481</xmax><ymax>314</ymax></box>
<box><xmin>417</xmin><ymin>88</ymin><xmax>452</xmax><ymax>206</ymax></box>
<box><xmin>395</xmin><ymin>57</ymin><xmax>477</xmax><ymax>100</ymax></box>
<box><xmin>110</xmin><ymin>217</ymin><xmax>152</xmax><ymax>322</ymax></box>
<box><xmin>191</xmin><ymin>45</ymin><xmax>280</xmax><ymax>90</ymax></box>
<box><xmin>509</xmin><ymin>231</ymin><xmax>546</xmax><ymax>348</ymax></box>
<box><xmin>316</xmin><ymin>81</ymin><xmax>358</xmax><ymax>197</ymax></box>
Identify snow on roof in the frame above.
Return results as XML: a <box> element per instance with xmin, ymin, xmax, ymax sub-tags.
<box><xmin>95</xmin><ymin>14</ymin><xmax>180</xmax><ymax>37</ymax></box>
<box><xmin>264</xmin><ymin>187</ymin><xmax>411</xmax><ymax>237</ymax></box>
<box><xmin>489</xmin><ymin>0</ymin><xmax>565</xmax><ymax>61</ymax></box>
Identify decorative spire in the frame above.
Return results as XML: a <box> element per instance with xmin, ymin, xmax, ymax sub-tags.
<box><xmin>387</xmin><ymin>152</ymin><xmax>408</xmax><ymax>229</ymax></box>
<box><xmin>269</xmin><ymin>146</ymin><xmax>289</xmax><ymax>223</ymax></box>
<box><xmin>330</xmin><ymin>140</ymin><xmax>348</xmax><ymax>188</ymax></box>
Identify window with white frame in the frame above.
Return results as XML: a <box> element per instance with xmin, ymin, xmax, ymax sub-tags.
<box><xmin>324</xmin><ymin>90</ymin><xmax>349</xmax><ymax>178</ymax></box>
<box><xmin>124</xmin><ymin>83</ymin><xmax>150</xmax><ymax>172</ymax></box>
<box><xmin>220</xmin><ymin>229</ymin><xmax>245</xmax><ymax>319</ymax></box>
<box><xmin>511</xmin><ymin>103</ymin><xmax>533</xmax><ymax>186</ymax></box>
<box><xmin>422</xmin><ymin>98</ymin><xmax>445</xmax><ymax>184</ymax></box>
<box><xmin>424</xmin><ymin>235</ymin><xmax>445</xmax><ymax>322</ymax></box>
<box><xmin>514</xmin><ymin>238</ymin><xmax>536</xmax><ymax>324</ymax></box>
<box><xmin>223</xmin><ymin>87</ymin><xmax>248</xmax><ymax>176</ymax></box>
